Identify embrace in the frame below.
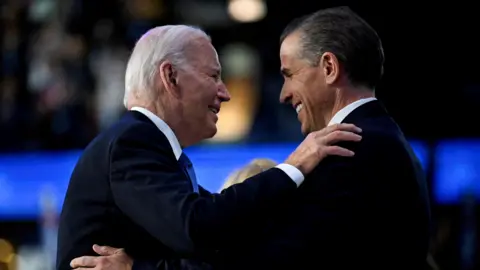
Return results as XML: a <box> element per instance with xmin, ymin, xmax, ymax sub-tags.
<box><xmin>57</xmin><ymin>6</ymin><xmax>431</xmax><ymax>270</ymax></box>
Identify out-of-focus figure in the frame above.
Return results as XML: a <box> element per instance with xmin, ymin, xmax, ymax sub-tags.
<box><xmin>220</xmin><ymin>158</ymin><xmax>277</xmax><ymax>190</ymax></box>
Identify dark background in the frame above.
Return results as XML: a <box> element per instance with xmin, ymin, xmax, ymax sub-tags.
<box><xmin>0</xmin><ymin>1</ymin><xmax>478</xmax><ymax>269</ymax></box>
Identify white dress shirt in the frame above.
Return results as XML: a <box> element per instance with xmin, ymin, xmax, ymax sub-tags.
<box><xmin>131</xmin><ymin>107</ymin><xmax>305</xmax><ymax>186</ymax></box>
<box><xmin>328</xmin><ymin>97</ymin><xmax>377</xmax><ymax>126</ymax></box>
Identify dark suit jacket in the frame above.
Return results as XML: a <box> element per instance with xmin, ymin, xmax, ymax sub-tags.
<box><xmin>56</xmin><ymin>110</ymin><xmax>298</xmax><ymax>270</ymax></box>
<box><xmin>217</xmin><ymin>100</ymin><xmax>431</xmax><ymax>269</ymax></box>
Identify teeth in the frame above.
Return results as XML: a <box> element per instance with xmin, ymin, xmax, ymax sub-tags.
<box><xmin>209</xmin><ymin>107</ymin><xmax>218</xmax><ymax>114</ymax></box>
<box><xmin>295</xmin><ymin>104</ymin><xmax>303</xmax><ymax>114</ymax></box>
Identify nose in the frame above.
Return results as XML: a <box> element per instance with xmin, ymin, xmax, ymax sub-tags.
<box><xmin>218</xmin><ymin>83</ymin><xmax>231</xmax><ymax>102</ymax></box>
<box><xmin>279</xmin><ymin>85</ymin><xmax>291</xmax><ymax>104</ymax></box>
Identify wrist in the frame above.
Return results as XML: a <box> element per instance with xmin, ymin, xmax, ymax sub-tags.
<box><xmin>284</xmin><ymin>158</ymin><xmax>304</xmax><ymax>175</ymax></box>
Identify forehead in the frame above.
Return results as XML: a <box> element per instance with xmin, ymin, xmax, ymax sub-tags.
<box><xmin>280</xmin><ymin>32</ymin><xmax>302</xmax><ymax>67</ymax></box>
<box><xmin>188</xmin><ymin>38</ymin><xmax>221</xmax><ymax>71</ymax></box>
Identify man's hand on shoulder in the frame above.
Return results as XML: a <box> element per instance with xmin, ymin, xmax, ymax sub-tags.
<box><xmin>71</xmin><ymin>245</ymin><xmax>132</xmax><ymax>270</ymax></box>
<box><xmin>285</xmin><ymin>123</ymin><xmax>362</xmax><ymax>175</ymax></box>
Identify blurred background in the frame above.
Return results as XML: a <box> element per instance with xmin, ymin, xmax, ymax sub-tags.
<box><xmin>0</xmin><ymin>0</ymin><xmax>478</xmax><ymax>269</ymax></box>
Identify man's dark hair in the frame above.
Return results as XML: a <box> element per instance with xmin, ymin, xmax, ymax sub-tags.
<box><xmin>280</xmin><ymin>6</ymin><xmax>384</xmax><ymax>90</ymax></box>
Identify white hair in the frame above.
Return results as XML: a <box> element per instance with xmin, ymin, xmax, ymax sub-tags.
<box><xmin>123</xmin><ymin>25</ymin><xmax>210</xmax><ymax>108</ymax></box>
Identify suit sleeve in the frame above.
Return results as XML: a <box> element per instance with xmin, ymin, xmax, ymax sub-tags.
<box><xmin>109</xmin><ymin>123</ymin><xmax>296</xmax><ymax>255</ymax></box>
<box><xmin>225</xmin><ymin>136</ymin><xmax>404</xmax><ymax>269</ymax></box>
<box><xmin>131</xmin><ymin>260</ymin><xmax>159</xmax><ymax>270</ymax></box>
<box><xmin>225</xmin><ymin>159</ymin><xmax>363</xmax><ymax>269</ymax></box>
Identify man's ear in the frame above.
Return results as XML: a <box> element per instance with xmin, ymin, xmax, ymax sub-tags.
<box><xmin>159</xmin><ymin>61</ymin><xmax>178</xmax><ymax>94</ymax></box>
<box><xmin>320</xmin><ymin>52</ymin><xmax>340</xmax><ymax>85</ymax></box>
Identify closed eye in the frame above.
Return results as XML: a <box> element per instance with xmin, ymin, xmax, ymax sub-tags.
<box><xmin>281</xmin><ymin>68</ymin><xmax>292</xmax><ymax>78</ymax></box>
<box><xmin>210</xmin><ymin>73</ymin><xmax>221</xmax><ymax>82</ymax></box>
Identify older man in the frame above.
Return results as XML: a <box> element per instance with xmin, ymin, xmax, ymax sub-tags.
<box><xmin>57</xmin><ymin>24</ymin><xmax>362</xmax><ymax>270</ymax></box>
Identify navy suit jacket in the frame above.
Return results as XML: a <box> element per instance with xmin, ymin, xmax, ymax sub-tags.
<box><xmin>218</xmin><ymin>100</ymin><xmax>431</xmax><ymax>269</ymax></box>
<box><xmin>132</xmin><ymin>101</ymin><xmax>432</xmax><ymax>270</ymax></box>
<box><xmin>56</xmin><ymin>110</ymin><xmax>297</xmax><ymax>270</ymax></box>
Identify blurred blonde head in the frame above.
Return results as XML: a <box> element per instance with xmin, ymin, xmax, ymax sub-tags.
<box><xmin>220</xmin><ymin>158</ymin><xmax>277</xmax><ymax>191</ymax></box>
<box><xmin>0</xmin><ymin>238</ymin><xmax>15</xmax><ymax>270</ymax></box>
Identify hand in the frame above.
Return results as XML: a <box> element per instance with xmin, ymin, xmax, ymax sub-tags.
<box><xmin>70</xmin><ymin>244</ymin><xmax>133</xmax><ymax>270</ymax></box>
<box><xmin>285</xmin><ymin>123</ymin><xmax>362</xmax><ymax>175</ymax></box>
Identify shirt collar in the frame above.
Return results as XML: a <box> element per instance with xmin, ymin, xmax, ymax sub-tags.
<box><xmin>328</xmin><ymin>97</ymin><xmax>377</xmax><ymax>126</ymax></box>
<box><xmin>130</xmin><ymin>107</ymin><xmax>182</xmax><ymax>160</ymax></box>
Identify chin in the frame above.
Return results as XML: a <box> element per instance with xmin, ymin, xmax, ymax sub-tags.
<box><xmin>205</xmin><ymin>125</ymin><xmax>217</xmax><ymax>139</ymax></box>
<box><xmin>300</xmin><ymin>122</ymin><xmax>310</xmax><ymax>135</ymax></box>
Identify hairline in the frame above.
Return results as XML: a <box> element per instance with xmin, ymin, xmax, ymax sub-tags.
<box><xmin>123</xmin><ymin>25</ymin><xmax>212</xmax><ymax>108</ymax></box>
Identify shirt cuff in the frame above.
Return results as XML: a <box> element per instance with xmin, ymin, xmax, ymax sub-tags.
<box><xmin>275</xmin><ymin>163</ymin><xmax>305</xmax><ymax>187</ymax></box>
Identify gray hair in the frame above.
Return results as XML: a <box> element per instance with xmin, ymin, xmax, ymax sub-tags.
<box><xmin>123</xmin><ymin>25</ymin><xmax>210</xmax><ymax>107</ymax></box>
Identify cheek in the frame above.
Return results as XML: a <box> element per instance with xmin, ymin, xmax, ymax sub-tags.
<box><xmin>204</xmin><ymin>81</ymin><xmax>220</xmax><ymax>102</ymax></box>
<box><xmin>184</xmin><ymin>79</ymin><xmax>218</xmax><ymax>115</ymax></box>
<box><xmin>298</xmin><ymin>89</ymin><xmax>320</xmax><ymax>117</ymax></box>
<box><xmin>190</xmin><ymin>85</ymin><xmax>213</xmax><ymax>115</ymax></box>
<box><xmin>283</xmin><ymin>80</ymin><xmax>304</xmax><ymax>99</ymax></box>
<box><xmin>287</xmin><ymin>78</ymin><xmax>302</xmax><ymax>89</ymax></box>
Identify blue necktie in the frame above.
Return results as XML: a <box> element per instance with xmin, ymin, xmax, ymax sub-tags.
<box><xmin>178</xmin><ymin>153</ymin><xmax>199</xmax><ymax>193</ymax></box>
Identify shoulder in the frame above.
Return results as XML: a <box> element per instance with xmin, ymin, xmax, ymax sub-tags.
<box><xmin>84</xmin><ymin>113</ymin><xmax>176</xmax><ymax>165</ymax></box>
<box><xmin>348</xmin><ymin>115</ymin><xmax>409</xmax><ymax>158</ymax></box>
<box><xmin>107</xmin><ymin>113</ymin><xmax>170</xmax><ymax>150</ymax></box>
<box><xmin>301</xmin><ymin>129</ymin><xmax>413</xmax><ymax>198</ymax></box>
<box><xmin>312</xmin><ymin>126</ymin><xmax>410</xmax><ymax>176</ymax></box>
<box><xmin>107</xmin><ymin>116</ymin><xmax>179</xmax><ymax>170</ymax></box>
<box><xmin>355</xmin><ymin>128</ymin><xmax>406</xmax><ymax>157</ymax></box>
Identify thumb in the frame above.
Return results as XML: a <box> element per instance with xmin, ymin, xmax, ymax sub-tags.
<box><xmin>92</xmin><ymin>244</ymin><xmax>120</xmax><ymax>256</ymax></box>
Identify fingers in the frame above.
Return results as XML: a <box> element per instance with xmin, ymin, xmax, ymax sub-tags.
<box><xmin>325</xmin><ymin>123</ymin><xmax>362</xmax><ymax>134</ymax></box>
<box><xmin>325</xmin><ymin>145</ymin><xmax>355</xmax><ymax>157</ymax></box>
<box><xmin>71</xmin><ymin>256</ymin><xmax>98</xmax><ymax>268</ymax></box>
<box><xmin>323</xmin><ymin>130</ymin><xmax>362</xmax><ymax>145</ymax></box>
<box><xmin>93</xmin><ymin>244</ymin><xmax>122</xmax><ymax>256</ymax></box>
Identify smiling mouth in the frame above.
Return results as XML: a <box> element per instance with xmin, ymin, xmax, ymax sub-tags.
<box><xmin>295</xmin><ymin>103</ymin><xmax>303</xmax><ymax>114</ymax></box>
<box><xmin>208</xmin><ymin>106</ymin><xmax>219</xmax><ymax>114</ymax></box>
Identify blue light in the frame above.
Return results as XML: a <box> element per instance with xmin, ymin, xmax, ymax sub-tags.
<box><xmin>434</xmin><ymin>140</ymin><xmax>480</xmax><ymax>204</ymax></box>
<box><xmin>0</xmin><ymin>141</ymin><xmax>430</xmax><ymax>219</ymax></box>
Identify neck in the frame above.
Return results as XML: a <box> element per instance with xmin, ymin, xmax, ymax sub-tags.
<box><xmin>129</xmin><ymin>100</ymin><xmax>188</xmax><ymax>148</ymax></box>
<box><xmin>324</xmin><ymin>86</ymin><xmax>375</xmax><ymax>126</ymax></box>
